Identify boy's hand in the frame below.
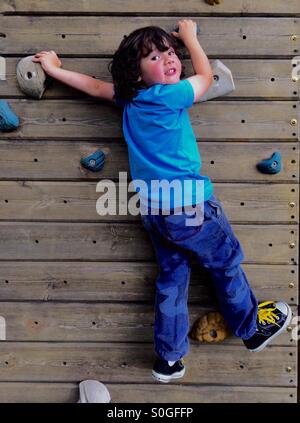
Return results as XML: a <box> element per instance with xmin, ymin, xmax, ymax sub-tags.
<box><xmin>32</xmin><ymin>50</ymin><xmax>62</xmax><ymax>74</ymax></box>
<box><xmin>171</xmin><ymin>20</ymin><xmax>198</xmax><ymax>47</ymax></box>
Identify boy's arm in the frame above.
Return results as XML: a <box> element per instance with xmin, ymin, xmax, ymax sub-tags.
<box><xmin>185</xmin><ymin>40</ymin><xmax>213</xmax><ymax>103</ymax></box>
<box><xmin>172</xmin><ymin>20</ymin><xmax>213</xmax><ymax>102</ymax></box>
<box><xmin>48</xmin><ymin>67</ymin><xmax>115</xmax><ymax>101</ymax></box>
<box><xmin>32</xmin><ymin>51</ymin><xmax>115</xmax><ymax>102</ymax></box>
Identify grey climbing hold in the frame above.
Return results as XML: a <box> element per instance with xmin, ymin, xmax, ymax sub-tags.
<box><xmin>16</xmin><ymin>55</ymin><xmax>52</xmax><ymax>99</ymax></box>
<box><xmin>199</xmin><ymin>59</ymin><xmax>235</xmax><ymax>102</ymax></box>
<box><xmin>78</xmin><ymin>380</ymin><xmax>111</xmax><ymax>403</ymax></box>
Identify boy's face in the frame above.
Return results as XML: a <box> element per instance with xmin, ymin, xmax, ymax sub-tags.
<box><xmin>139</xmin><ymin>42</ymin><xmax>182</xmax><ymax>87</ymax></box>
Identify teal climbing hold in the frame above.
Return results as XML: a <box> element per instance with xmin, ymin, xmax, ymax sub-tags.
<box><xmin>0</xmin><ymin>100</ymin><xmax>20</xmax><ymax>131</ymax></box>
<box><xmin>80</xmin><ymin>149</ymin><xmax>105</xmax><ymax>172</ymax></box>
<box><xmin>256</xmin><ymin>151</ymin><xmax>282</xmax><ymax>174</ymax></box>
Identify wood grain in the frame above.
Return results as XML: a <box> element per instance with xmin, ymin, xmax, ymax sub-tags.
<box><xmin>0</xmin><ymin>182</ymin><xmax>297</xmax><ymax>223</ymax></box>
<box><xmin>0</xmin><ymin>382</ymin><xmax>296</xmax><ymax>403</ymax></box>
<box><xmin>0</xmin><ymin>302</ymin><xmax>297</xmax><ymax>343</ymax></box>
<box><xmin>0</xmin><ymin>141</ymin><xmax>298</xmax><ymax>181</ymax></box>
<box><xmin>0</xmin><ymin>100</ymin><xmax>298</xmax><ymax>140</ymax></box>
<box><xmin>1</xmin><ymin>58</ymin><xmax>297</xmax><ymax>99</ymax></box>
<box><xmin>0</xmin><ymin>222</ymin><xmax>297</xmax><ymax>263</ymax></box>
<box><xmin>0</xmin><ymin>262</ymin><xmax>297</xmax><ymax>304</ymax></box>
<box><xmin>0</xmin><ymin>343</ymin><xmax>296</xmax><ymax>386</ymax></box>
<box><xmin>1</xmin><ymin>0</ymin><xmax>300</xmax><ymax>14</ymax></box>
<box><xmin>0</xmin><ymin>17</ymin><xmax>299</xmax><ymax>56</ymax></box>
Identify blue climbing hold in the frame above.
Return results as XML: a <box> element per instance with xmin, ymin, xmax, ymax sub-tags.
<box><xmin>80</xmin><ymin>149</ymin><xmax>105</xmax><ymax>172</ymax></box>
<box><xmin>256</xmin><ymin>151</ymin><xmax>282</xmax><ymax>174</ymax></box>
<box><xmin>0</xmin><ymin>100</ymin><xmax>20</xmax><ymax>131</ymax></box>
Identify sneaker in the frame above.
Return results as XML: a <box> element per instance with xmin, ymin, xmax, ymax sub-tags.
<box><xmin>152</xmin><ymin>358</ymin><xmax>185</xmax><ymax>383</ymax></box>
<box><xmin>243</xmin><ymin>301</ymin><xmax>292</xmax><ymax>352</ymax></box>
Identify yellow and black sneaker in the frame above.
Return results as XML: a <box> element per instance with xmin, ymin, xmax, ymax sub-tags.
<box><xmin>152</xmin><ymin>358</ymin><xmax>185</xmax><ymax>383</ymax></box>
<box><xmin>243</xmin><ymin>301</ymin><xmax>292</xmax><ymax>352</ymax></box>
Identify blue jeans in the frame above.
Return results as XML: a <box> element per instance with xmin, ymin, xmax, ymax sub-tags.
<box><xmin>140</xmin><ymin>195</ymin><xmax>258</xmax><ymax>361</ymax></box>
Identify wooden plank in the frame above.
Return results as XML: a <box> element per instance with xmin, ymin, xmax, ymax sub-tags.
<box><xmin>0</xmin><ymin>141</ymin><xmax>297</xmax><ymax>182</ymax></box>
<box><xmin>0</xmin><ymin>17</ymin><xmax>299</xmax><ymax>56</ymax></box>
<box><xmin>1</xmin><ymin>0</ymin><xmax>300</xmax><ymax>15</ymax></box>
<box><xmin>0</xmin><ymin>382</ymin><xmax>296</xmax><ymax>403</ymax></box>
<box><xmin>0</xmin><ymin>182</ymin><xmax>297</xmax><ymax>223</ymax></box>
<box><xmin>1</xmin><ymin>100</ymin><xmax>298</xmax><ymax>140</ymax></box>
<box><xmin>0</xmin><ymin>343</ymin><xmax>296</xmax><ymax>386</ymax></box>
<box><xmin>1</xmin><ymin>58</ymin><xmax>298</xmax><ymax>99</ymax></box>
<box><xmin>0</xmin><ymin>262</ymin><xmax>297</xmax><ymax>305</ymax></box>
<box><xmin>0</xmin><ymin>222</ymin><xmax>297</xmax><ymax>263</ymax></box>
<box><xmin>0</xmin><ymin>302</ymin><xmax>297</xmax><ymax>343</ymax></box>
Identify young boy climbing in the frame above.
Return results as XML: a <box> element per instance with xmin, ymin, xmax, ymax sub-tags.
<box><xmin>33</xmin><ymin>19</ymin><xmax>292</xmax><ymax>384</ymax></box>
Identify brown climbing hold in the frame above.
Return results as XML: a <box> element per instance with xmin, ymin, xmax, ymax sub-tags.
<box><xmin>205</xmin><ymin>0</ymin><xmax>222</xmax><ymax>5</ymax></box>
<box><xmin>189</xmin><ymin>311</ymin><xmax>231</xmax><ymax>343</ymax></box>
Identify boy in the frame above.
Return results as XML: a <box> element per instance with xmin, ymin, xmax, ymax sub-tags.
<box><xmin>33</xmin><ymin>20</ymin><xmax>292</xmax><ymax>383</ymax></box>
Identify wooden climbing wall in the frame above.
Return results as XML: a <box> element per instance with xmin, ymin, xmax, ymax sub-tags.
<box><xmin>0</xmin><ymin>0</ymin><xmax>299</xmax><ymax>403</ymax></box>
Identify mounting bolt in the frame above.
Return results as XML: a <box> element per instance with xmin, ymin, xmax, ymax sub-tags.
<box><xmin>289</xmin><ymin>242</ymin><xmax>296</xmax><ymax>249</ymax></box>
<box><xmin>290</xmin><ymin>119</ymin><xmax>298</xmax><ymax>126</ymax></box>
<box><xmin>291</xmin><ymin>35</ymin><xmax>298</xmax><ymax>41</ymax></box>
<box><xmin>287</xmin><ymin>326</ymin><xmax>293</xmax><ymax>332</ymax></box>
<box><xmin>289</xmin><ymin>202</ymin><xmax>296</xmax><ymax>208</ymax></box>
<box><xmin>286</xmin><ymin>366</ymin><xmax>292</xmax><ymax>372</ymax></box>
<box><xmin>289</xmin><ymin>282</ymin><xmax>295</xmax><ymax>288</ymax></box>
<box><xmin>292</xmin><ymin>76</ymin><xmax>299</xmax><ymax>82</ymax></box>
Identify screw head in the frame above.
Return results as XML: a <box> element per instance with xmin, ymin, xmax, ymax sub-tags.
<box><xmin>289</xmin><ymin>282</ymin><xmax>295</xmax><ymax>288</ymax></box>
<box><xmin>291</xmin><ymin>35</ymin><xmax>298</xmax><ymax>41</ymax></box>
<box><xmin>287</xmin><ymin>326</ymin><xmax>293</xmax><ymax>332</ymax></box>
<box><xmin>289</xmin><ymin>242</ymin><xmax>296</xmax><ymax>249</ymax></box>
<box><xmin>292</xmin><ymin>76</ymin><xmax>299</xmax><ymax>82</ymax></box>
<box><xmin>290</xmin><ymin>119</ymin><xmax>298</xmax><ymax>126</ymax></box>
<box><xmin>286</xmin><ymin>366</ymin><xmax>292</xmax><ymax>372</ymax></box>
<box><xmin>289</xmin><ymin>202</ymin><xmax>296</xmax><ymax>208</ymax></box>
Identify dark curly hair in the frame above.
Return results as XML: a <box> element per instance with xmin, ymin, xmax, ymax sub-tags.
<box><xmin>108</xmin><ymin>26</ymin><xmax>185</xmax><ymax>103</ymax></box>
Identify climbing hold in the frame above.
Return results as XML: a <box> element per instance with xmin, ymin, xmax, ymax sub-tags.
<box><xmin>78</xmin><ymin>380</ymin><xmax>111</xmax><ymax>403</ymax></box>
<box><xmin>16</xmin><ymin>55</ymin><xmax>52</xmax><ymax>99</ymax></box>
<box><xmin>173</xmin><ymin>24</ymin><xmax>201</xmax><ymax>36</ymax></box>
<box><xmin>256</xmin><ymin>151</ymin><xmax>282</xmax><ymax>174</ymax></box>
<box><xmin>80</xmin><ymin>149</ymin><xmax>105</xmax><ymax>172</ymax></box>
<box><xmin>199</xmin><ymin>59</ymin><xmax>235</xmax><ymax>102</ymax></box>
<box><xmin>0</xmin><ymin>100</ymin><xmax>20</xmax><ymax>131</ymax></box>
<box><xmin>205</xmin><ymin>0</ymin><xmax>222</xmax><ymax>5</ymax></box>
<box><xmin>189</xmin><ymin>311</ymin><xmax>231</xmax><ymax>343</ymax></box>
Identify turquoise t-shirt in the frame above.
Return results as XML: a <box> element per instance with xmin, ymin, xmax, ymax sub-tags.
<box><xmin>115</xmin><ymin>79</ymin><xmax>213</xmax><ymax>210</ymax></box>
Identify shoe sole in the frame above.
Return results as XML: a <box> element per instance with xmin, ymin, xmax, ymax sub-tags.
<box><xmin>152</xmin><ymin>367</ymin><xmax>185</xmax><ymax>383</ymax></box>
<box><xmin>248</xmin><ymin>304</ymin><xmax>292</xmax><ymax>352</ymax></box>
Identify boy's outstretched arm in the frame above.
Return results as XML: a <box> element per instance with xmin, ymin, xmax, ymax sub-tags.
<box><xmin>172</xmin><ymin>20</ymin><xmax>213</xmax><ymax>103</ymax></box>
<box><xmin>32</xmin><ymin>51</ymin><xmax>115</xmax><ymax>102</ymax></box>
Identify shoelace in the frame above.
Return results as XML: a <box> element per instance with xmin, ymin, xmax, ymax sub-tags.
<box><xmin>257</xmin><ymin>301</ymin><xmax>280</xmax><ymax>327</ymax></box>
